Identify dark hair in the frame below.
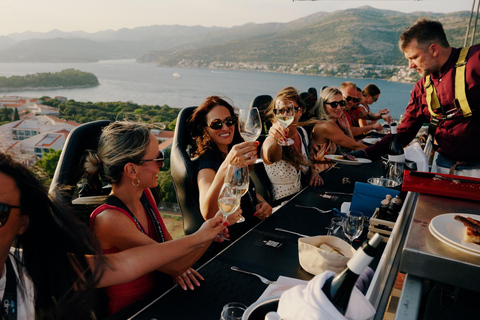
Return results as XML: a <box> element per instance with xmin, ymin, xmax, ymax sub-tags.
<box><xmin>363</xmin><ymin>84</ymin><xmax>381</xmax><ymax>97</ymax></box>
<box><xmin>189</xmin><ymin>96</ymin><xmax>243</xmax><ymax>158</ymax></box>
<box><xmin>84</xmin><ymin>121</ymin><xmax>151</xmax><ymax>184</ymax></box>
<box><xmin>0</xmin><ymin>152</ymin><xmax>105</xmax><ymax>319</ymax></box>
<box><xmin>399</xmin><ymin>18</ymin><xmax>450</xmax><ymax>51</ymax></box>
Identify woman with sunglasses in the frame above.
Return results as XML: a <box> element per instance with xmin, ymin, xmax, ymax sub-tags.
<box><xmin>358</xmin><ymin>84</ymin><xmax>390</xmax><ymax>128</ymax></box>
<box><xmin>309</xmin><ymin>87</ymin><xmax>368</xmax><ymax>175</ymax></box>
<box><xmin>262</xmin><ymin>86</ymin><xmax>321</xmax><ymax>203</ymax></box>
<box><xmin>84</xmin><ymin>121</ymin><xmax>224</xmax><ymax>315</ymax></box>
<box><xmin>0</xmin><ymin>152</ymin><xmax>226</xmax><ymax>319</ymax></box>
<box><xmin>189</xmin><ymin>96</ymin><xmax>272</xmax><ymax>241</ymax></box>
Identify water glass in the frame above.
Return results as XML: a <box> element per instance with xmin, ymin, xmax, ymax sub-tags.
<box><xmin>221</xmin><ymin>302</ymin><xmax>247</xmax><ymax>320</ymax></box>
<box><xmin>327</xmin><ymin>216</ymin><xmax>345</xmax><ymax>239</ymax></box>
<box><xmin>343</xmin><ymin>211</ymin><xmax>364</xmax><ymax>244</ymax></box>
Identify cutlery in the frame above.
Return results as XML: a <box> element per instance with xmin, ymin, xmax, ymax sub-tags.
<box><xmin>408</xmin><ymin>171</ymin><xmax>480</xmax><ymax>185</ymax></box>
<box><xmin>275</xmin><ymin>227</ymin><xmax>309</xmax><ymax>238</ymax></box>
<box><xmin>230</xmin><ymin>266</ymin><xmax>276</xmax><ymax>285</ymax></box>
<box><xmin>324</xmin><ymin>192</ymin><xmax>353</xmax><ymax>196</ymax></box>
<box><xmin>295</xmin><ymin>204</ymin><xmax>332</xmax><ymax>213</ymax></box>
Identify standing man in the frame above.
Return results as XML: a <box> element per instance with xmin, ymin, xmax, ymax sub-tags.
<box><xmin>353</xmin><ymin>18</ymin><xmax>480</xmax><ymax>177</ymax></box>
<box><xmin>339</xmin><ymin>82</ymin><xmax>389</xmax><ymax>139</ymax></box>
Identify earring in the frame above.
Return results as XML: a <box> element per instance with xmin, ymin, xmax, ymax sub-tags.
<box><xmin>132</xmin><ymin>177</ymin><xmax>140</xmax><ymax>187</ymax></box>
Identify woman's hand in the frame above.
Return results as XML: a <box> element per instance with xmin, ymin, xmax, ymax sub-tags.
<box><xmin>268</xmin><ymin>122</ymin><xmax>289</xmax><ymax>145</ymax></box>
<box><xmin>371</xmin><ymin>122</ymin><xmax>383</xmax><ymax>131</ymax></box>
<box><xmin>253</xmin><ymin>201</ymin><xmax>272</xmax><ymax>220</ymax></box>
<box><xmin>225</xmin><ymin>141</ymin><xmax>259</xmax><ymax>165</ymax></box>
<box><xmin>226</xmin><ymin>207</ymin><xmax>243</xmax><ymax>226</ymax></box>
<box><xmin>337</xmin><ymin>114</ymin><xmax>350</xmax><ymax>131</ymax></box>
<box><xmin>196</xmin><ymin>214</ymin><xmax>228</xmax><ymax>243</ymax></box>
<box><xmin>175</xmin><ymin>268</ymin><xmax>204</xmax><ymax>291</ymax></box>
<box><xmin>309</xmin><ymin>171</ymin><xmax>324</xmax><ymax>187</ymax></box>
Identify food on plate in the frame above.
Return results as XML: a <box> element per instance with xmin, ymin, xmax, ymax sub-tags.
<box><xmin>454</xmin><ymin>215</ymin><xmax>480</xmax><ymax>245</ymax></box>
<box><xmin>342</xmin><ymin>153</ymin><xmax>357</xmax><ymax>161</ymax></box>
<box><xmin>318</xmin><ymin>243</ymin><xmax>344</xmax><ymax>256</ymax></box>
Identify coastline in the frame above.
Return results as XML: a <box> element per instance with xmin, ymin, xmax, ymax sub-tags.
<box><xmin>0</xmin><ymin>84</ymin><xmax>99</xmax><ymax>93</ymax></box>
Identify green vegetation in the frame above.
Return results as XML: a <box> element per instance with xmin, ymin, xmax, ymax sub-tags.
<box><xmin>0</xmin><ymin>69</ymin><xmax>99</xmax><ymax>91</ymax></box>
<box><xmin>33</xmin><ymin>149</ymin><xmax>63</xmax><ymax>186</ymax></box>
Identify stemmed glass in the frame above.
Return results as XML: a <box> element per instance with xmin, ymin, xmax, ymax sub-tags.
<box><xmin>275</xmin><ymin>100</ymin><xmax>295</xmax><ymax>146</ymax></box>
<box><xmin>224</xmin><ymin>164</ymin><xmax>249</xmax><ymax>223</ymax></box>
<box><xmin>239</xmin><ymin>107</ymin><xmax>262</xmax><ymax>142</ymax></box>
<box><xmin>217</xmin><ymin>183</ymin><xmax>241</xmax><ymax>240</ymax></box>
<box><xmin>342</xmin><ymin>211</ymin><xmax>364</xmax><ymax>244</ymax></box>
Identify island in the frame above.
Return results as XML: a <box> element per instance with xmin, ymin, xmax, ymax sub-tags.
<box><xmin>0</xmin><ymin>69</ymin><xmax>99</xmax><ymax>92</ymax></box>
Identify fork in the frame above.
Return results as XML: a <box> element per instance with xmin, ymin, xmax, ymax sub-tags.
<box><xmin>295</xmin><ymin>204</ymin><xmax>332</xmax><ymax>214</ymax></box>
<box><xmin>230</xmin><ymin>266</ymin><xmax>276</xmax><ymax>285</ymax></box>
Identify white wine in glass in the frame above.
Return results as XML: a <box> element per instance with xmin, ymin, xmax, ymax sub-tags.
<box><xmin>224</xmin><ymin>164</ymin><xmax>249</xmax><ymax>223</ymax></box>
<box><xmin>218</xmin><ymin>184</ymin><xmax>241</xmax><ymax>220</ymax></box>
<box><xmin>275</xmin><ymin>100</ymin><xmax>295</xmax><ymax>146</ymax></box>
<box><xmin>239</xmin><ymin>107</ymin><xmax>262</xmax><ymax>142</ymax></box>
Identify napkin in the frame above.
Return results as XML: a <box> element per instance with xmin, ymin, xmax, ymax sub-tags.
<box><xmin>405</xmin><ymin>142</ymin><xmax>428</xmax><ymax>172</ymax></box>
<box><xmin>277</xmin><ymin>271</ymin><xmax>376</xmax><ymax>320</ymax></box>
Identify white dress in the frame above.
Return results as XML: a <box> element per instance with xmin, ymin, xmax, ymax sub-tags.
<box><xmin>264</xmin><ymin>127</ymin><xmax>309</xmax><ymax>202</ymax></box>
<box><xmin>0</xmin><ymin>249</ymin><xmax>35</xmax><ymax>319</ymax></box>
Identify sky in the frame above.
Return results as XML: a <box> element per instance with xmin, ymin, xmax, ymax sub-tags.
<box><xmin>1</xmin><ymin>0</ymin><xmax>476</xmax><ymax>36</ymax></box>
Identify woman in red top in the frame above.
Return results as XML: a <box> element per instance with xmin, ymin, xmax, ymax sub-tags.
<box><xmin>84</xmin><ymin>121</ymin><xmax>226</xmax><ymax>314</ymax></box>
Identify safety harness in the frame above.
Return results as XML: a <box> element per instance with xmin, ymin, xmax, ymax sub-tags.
<box><xmin>424</xmin><ymin>46</ymin><xmax>479</xmax><ymax>174</ymax></box>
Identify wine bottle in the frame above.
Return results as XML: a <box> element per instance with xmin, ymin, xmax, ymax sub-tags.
<box><xmin>322</xmin><ymin>233</ymin><xmax>382</xmax><ymax>315</ymax></box>
<box><xmin>388</xmin><ymin>122</ymin><xmax>405</xmax><ymax>163</ymax></box>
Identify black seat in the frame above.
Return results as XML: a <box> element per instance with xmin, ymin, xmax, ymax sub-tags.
<box><xmin>170</xmin><ymin>106</ymin><xmax>204</xmax><ymax>236</ymax></box>
<box><xmin>49</xmin><ymin>120</ymin><xmax>112</xmax><ymax>224</ymax></box>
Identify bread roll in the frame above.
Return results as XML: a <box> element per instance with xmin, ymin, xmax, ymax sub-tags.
<box><xmin>318</xmin><ymin>243</ymin><xmax>344</xmax><ymax>256</ymax></box>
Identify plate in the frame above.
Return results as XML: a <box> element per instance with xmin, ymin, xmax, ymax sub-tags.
<box><xmin>362</xmin><ymin>138</ymin><xmax>381</xmax><ymax>145</ymax></box>
<box><xmin>324</xmin><ymin>155</ymin><xmax>372</xmax><ymax>165</ymax></box>
<box><xmin>429</xmin><ymin>213</ymin><xmax>480</xmax><ymax>255</ymax></box>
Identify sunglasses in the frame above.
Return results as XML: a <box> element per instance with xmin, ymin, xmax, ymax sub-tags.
<box><xmin>207</xmin><ymin>116</ymin><xmax>238</xmax><ymax>130</ymax></box>
<box><xmin>344</xmin><ymin>96</ymin><xmax>361</xmax><ymax>103</ymax></box>
<box><xmin>138</xmin><ymin>151</ymin><xmax>165</xmax><ymax>168</ymax></box>
<box><xmin>372</xmin><ymin>96</ymin><xmax>378</xmax><ymax>102</ymax></box>
<box><xmin>273</xmin><ymin>107</ymin><xmax>301</xmax><ymax>115</ymax></box>
<box><xmin>325</xmin><ymin>100</ymin><xmax>347</xmax><ymax>108</ymax></box>
<box><xmin>0</xmin><ymin>202</ymin><xmax>21</xmax><ymax>228</ymax></box>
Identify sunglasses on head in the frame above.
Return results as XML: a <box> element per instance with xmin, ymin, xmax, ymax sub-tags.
<box><xmin>0</xmin><ymin>202</ymin><xmax>21</xmax><ymax>228</ymax></box>
<box><xmin>138</xmin><ymin>150</ymin><xmax>165</xmax><ymax>168</ymax></box>
<box><xmin>325</xmin><ymin>100</ymin><xmax>347</xmax><ymax>108</ymax></box>
<box><xmin>344</xmin><ymin>96</ymin><xmax>361</xmax><ymax>103</ymax></box>
<box><xmin>273</xmin><ymin>107</ymin><xmax>301</xmax><ymax>115</ymax></box>
<box><xmin>207</xmin><ymin>116</ymin><xmax>238</xmax><ymax>130</ymax></box>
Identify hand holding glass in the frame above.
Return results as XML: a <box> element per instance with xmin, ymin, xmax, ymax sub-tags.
<box><xmin>224</xmin><ymin>164</ymin><xmax>249</xmax><ymax>223</ymax></box>
<box><xmin>275</xmin><ymin>100</ymin><xmax>295</xmax><ymax>146</ymax></box>
<box><xmin>343</xmin><ymin>211</ymin><xmax>364</xmax><ymax>244</ymax></box>
<box><xmin>216</xmin><ymin>184</ymin><xmax>241</xmax><ymax>240</ymax></box>
<box><xmin>239</xmin><ymin>107</ymin><xmax>262</xmax><ymax>142</ymax></box>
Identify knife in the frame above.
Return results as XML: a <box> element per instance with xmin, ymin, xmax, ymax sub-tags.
<box><xmin>408</xmin><ymin>171</ymin><xmax>480</xmax><ymax>185</ymax></box>
<box><xmin>324</xmin><ymin>191</ymin><xmax>353</xmax><ymax>196</ymax></box>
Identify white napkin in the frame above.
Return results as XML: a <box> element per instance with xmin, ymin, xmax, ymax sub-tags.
<box><xmin>257</xmin><ymin>276</ymin><xmax>309</xmax><ymax>301</ymax></box>
<box><xmin>277</xmin><ymin>271</ymin><xmax>376</xmax><ymax>320</ymax></box>
<box><xmin>405</xmin><ymin>142</ymin><xmax>428</xmax><ymax>172</ymax></box>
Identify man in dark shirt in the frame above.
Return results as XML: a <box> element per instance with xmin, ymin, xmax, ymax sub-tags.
<box><xmin>354</xmin><ymin>18</ymin><xmax>480</xmax><ymax>177</ymax></box>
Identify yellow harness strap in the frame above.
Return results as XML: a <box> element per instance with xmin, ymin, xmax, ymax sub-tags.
<box><xmin>425</xmin><ymin>46</ymin><xmax>473</xmax><ymax>118</ymax></box>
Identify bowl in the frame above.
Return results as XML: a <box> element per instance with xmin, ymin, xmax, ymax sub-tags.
<box><xmin>242</xmin><ymin>296</ymin><xmax>280</xmax><ymax>320</ymax></box>
<box><xmin>367</xmin><ymin>177</ymin><xmax>400</xmax><ymax>188</ymax></box>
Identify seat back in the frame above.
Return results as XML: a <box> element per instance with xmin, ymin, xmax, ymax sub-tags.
<box><xmin>49</xmin><ymin>120</ymin><xmax>112</xmax><ymax>224</ymax></box>
<box><xmin>170</xmin><ymin>106</ymin><xmax>204</xmax><ymax>235</ymax></box>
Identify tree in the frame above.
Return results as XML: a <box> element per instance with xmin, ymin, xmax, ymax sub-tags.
<box><xmin>13</xmin><ymin>108</ymin><xmax>20</xmax><ymax>121</ymax></box>
<box><xmin>34</xmin><ymin>149</ymin><xmax>62</xmax><ymax>179</ymax></box>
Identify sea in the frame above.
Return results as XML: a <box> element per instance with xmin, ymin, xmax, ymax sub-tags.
<box><xmin>0</xmin><ymin>59</ymin><xmax>414</xmax><ymax>119</ymax></box>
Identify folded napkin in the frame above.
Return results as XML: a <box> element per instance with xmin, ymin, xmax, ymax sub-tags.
<box><xmin>405</xmin><ymin>142</ymin><xmax>428</xmax><ymax>172</ymax></box>
<box><xmin>277</xmin><ymin>271</ymin><xmax>375</xmax><ymax>320</ymax></box>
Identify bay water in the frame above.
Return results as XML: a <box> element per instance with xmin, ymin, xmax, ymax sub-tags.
<box><xmin>0</xmin><ymin>59</ymin><xmax>414</xmax><ymax>119</ymax></box>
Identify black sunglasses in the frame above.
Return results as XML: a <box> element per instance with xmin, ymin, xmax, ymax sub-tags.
<box><xmin>0</xmin><ymin>202</ymin><xmax>21</xmax><ymax>228</ymax></box>
<box><xmin>325</xmin><ymin>100</ymin><xmax>347</xmax><ymax>108</ymax></box>
<box><xmin>273</xmin><ymin>107</ymin><xmax>301</xmax><ymax>115</ymax></box>
<box><xmin>207</xmin><ymin>116</ymin><xmax>238</xmax><ymax>130</ymax></box>
<box><xmin>138</xmin><ymin>151</ymin><xmax>165</xmax><ymax>168</ymax></box>
<box><xmin>344</xmin><ymin>96</ymin><xmax>361</xmax><ymax>103</ymax></box>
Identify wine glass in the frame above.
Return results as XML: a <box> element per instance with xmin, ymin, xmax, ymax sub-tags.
<box><xmin>224</xmin><ymin>164</ymin><xmax>249</xmax><ymax>223</ymax></box>
<box><xmin>239</xmin><ymin>107</ymin><xmax>262</xmax><ymax>142</ymax></box>
<box><xmin>275</xmin><ymin>100</ymin><xmax>295</xmax><ymax>146</ymax></box>
<box><xmin>217</xmin><ymin>184</ymin><xmax>241</xmax><ymax>240</ymax></box>
<box><xmin>342</xmin><ymin>211</ymin><xmax>364</xmax><ymax>244</ymax></box>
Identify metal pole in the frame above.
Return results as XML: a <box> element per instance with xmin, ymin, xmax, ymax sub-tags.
<box><xmin>464</xmin><ymin>0</ymin><xmax>476</xmax><ymax>47</ymax></box>
<box><xmin>471</xmin><ymin>0</ymin><xmax>480</xmax><ymax>46</ymax></box>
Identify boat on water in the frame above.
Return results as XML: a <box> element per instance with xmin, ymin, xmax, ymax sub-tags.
<box><xmin>172</xmin><ymin>72</ymin><xmax>181</xmax><ymax>79</ymax></box>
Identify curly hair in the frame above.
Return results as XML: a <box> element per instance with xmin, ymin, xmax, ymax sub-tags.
<box><xmin>188</xmin><ymin>96</ymin><xmax>243</xmax><ymax>158</ymax></box>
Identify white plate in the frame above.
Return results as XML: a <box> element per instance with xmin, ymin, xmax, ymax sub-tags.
<box><xmin>324</xmin><ymin>155</ymin><xmax>372</xmax><ymax>165</ymax></box>
<box><xmin>363</xmin><ymin>138</ymin><xmax>381</xmax><ymax>145</ymax></box>
<box><xmin>429</xmin><ymin>213</ymin><xmax>480</xmax><ymax>255</ymax></box>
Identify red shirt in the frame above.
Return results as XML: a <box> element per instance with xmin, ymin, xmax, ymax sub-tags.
<box><xmin>365</xmin><ymin>45</ymin><xmax>480</xmax><ymax>162</ymax></box>
<box><xmin>343</xmin><ymin>108</ymin><xmax>362</xmax><ymax>128</ymax></box>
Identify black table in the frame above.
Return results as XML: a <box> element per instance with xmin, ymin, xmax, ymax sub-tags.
<box><xmin>107</xmin><ymin>161</ymin><xmax>384</xmax><ymax>320</ymax></box>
